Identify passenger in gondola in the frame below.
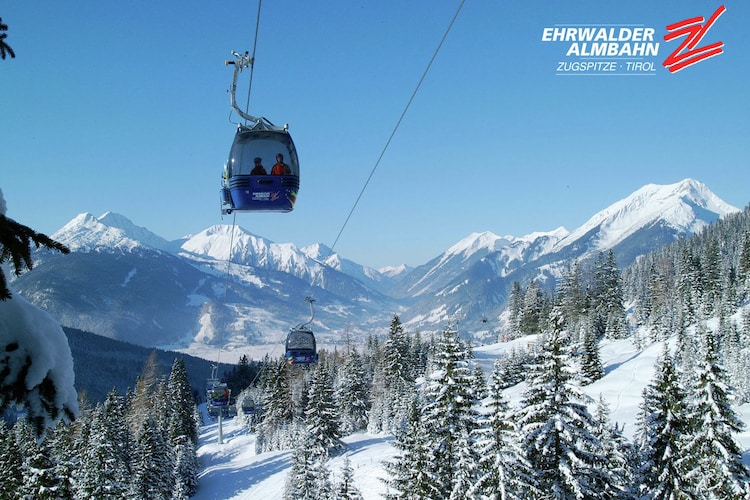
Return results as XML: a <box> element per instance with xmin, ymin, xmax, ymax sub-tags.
<box><xmin>271</xmin><ymin>153</ymin><xmax>291</xmax><ymax>175</ymax></box>
<box><xmin>251</xmin><ymin>157</ymin><xmax>267</xmax><ymax>175</ymax></box>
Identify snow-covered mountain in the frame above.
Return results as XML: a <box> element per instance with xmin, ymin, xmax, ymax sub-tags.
<box><xmin>300</xmin><ymin>242</ymin><xmax>408</xmax><ymax>294</ymax></box>
<box><xmin>54</xmin><ymin>211</ymin><xmax>171</xmax><ymax>252</ymax></box>
<box><xmin>18</xmin><ymin>213</ymin><xmax>401</xmax><ymax>356</ymax></box>
<box><xmin>394</xmin><ymin>179</ymin><xmax>740</xmax><ymax>335</ymax></box>
<box><xmin>11</xmin><ymin>179</ymin><xmax>740</xmax><ymax>359</ymax></box>
<box><xmin>548</xmin><ymin>179</ymin><xmax>738</xmax><ymax>263</ymax></box>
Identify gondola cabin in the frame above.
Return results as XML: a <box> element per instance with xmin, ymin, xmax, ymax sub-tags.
<box><xmin>207</xmin><ymin>383</ymin><xmax>230</xmax><ymax>406</ymax></box>
<box><xmin>241</xmin><ymin>396</ymin><xmax>258</xmax><ymax>415</ymax></box>
<box><xmin>285</xmin><ymin>326</ymin><xmax>318</xmax><ymax>364</ymax></box>
<box><xmin>221</xmin><ymin>124</ymin><xmax>300</xmax><ymax>214</ymax></box>
<box><xmin>206</xmin><ymin>379</ymin><xmax>230</xmax><ymax>417</ymax></box>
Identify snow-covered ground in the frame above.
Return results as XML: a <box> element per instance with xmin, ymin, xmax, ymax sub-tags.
<box><xmin>194</xmin><ymin>337</ymin><xmax>750</xmax><ymax>499</ymax></box>
<box><xmin>194</xmin><ymin>416</ymin><xmax>395</xmax><ymax>499</ymax></box>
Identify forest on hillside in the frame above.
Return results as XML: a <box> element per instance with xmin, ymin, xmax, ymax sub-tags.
<box><xmin>2</xmin><ymin>206</ymin><xmax>750</xmax><ymax>498</ymax></box>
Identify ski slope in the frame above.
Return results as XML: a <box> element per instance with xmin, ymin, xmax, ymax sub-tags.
<box><xmin>194</xmin><ymin>337</ymin><xmax>750</xmax><ymax>499</ymax></box>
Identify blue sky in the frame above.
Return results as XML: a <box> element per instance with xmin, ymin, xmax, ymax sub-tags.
<box><xmin>2</xmin><ymin>1</ymin><xmax>748</xmax><ymax>269</ymax></box>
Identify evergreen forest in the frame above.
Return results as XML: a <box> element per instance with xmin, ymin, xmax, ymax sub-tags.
<box><xmin>3</xmin><ymin>206</ymin><xmax>750</xmax><ymax>498</ymax></box>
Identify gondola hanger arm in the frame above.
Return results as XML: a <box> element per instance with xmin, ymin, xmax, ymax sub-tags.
<box><xmin>226</xmin><ymin>50</ymin><xmax>262</xmax><ymax>125</ymax></box>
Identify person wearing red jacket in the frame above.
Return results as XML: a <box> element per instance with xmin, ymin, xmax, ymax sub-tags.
<box><xmin>271</xmin><ymin>153</ymin><xmax>291</xmax><ymax>175</ymax></box>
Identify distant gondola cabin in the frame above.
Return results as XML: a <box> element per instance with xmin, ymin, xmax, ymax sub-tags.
<box><xmin>285</xmin><ymin>326</ymin><xmax>318</xmax><ymax>364</ymax></box>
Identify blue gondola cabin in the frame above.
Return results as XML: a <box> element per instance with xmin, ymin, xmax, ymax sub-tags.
<box><xmin>221</xmin><ymin>125</ymin><xmax>300</xmax><ymax>214</ymax></box>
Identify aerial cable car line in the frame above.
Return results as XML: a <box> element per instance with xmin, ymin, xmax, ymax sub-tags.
<box><xmin>206</xmin><ymin>210</ymin><xmax>238</xmax><ymax>417</ymax></box>
<box><xmin>212</xmin><ymin>0</ymin><xmax>291</xmax><ymax>407</ymax></box>
<box><xmin>215</xmin><ymin>0</ymin><xmax>466</xmax><ymax>380</ymax></box>
<box><xmin>295</xmin><ymin>0</ymin><xmax>465</xmax><ymax>363</ymax></box>
<box><xmin>242</xmin><ymin>0</ymin><xmax>263</xmax><ymax>123</ymax></box>
<box><xmin>326</xmin><ymin>0</ymin><xmax>466</xmax><ymax>255</ymax></box>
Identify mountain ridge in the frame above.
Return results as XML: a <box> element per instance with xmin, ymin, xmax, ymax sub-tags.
<box><xmin>12</xmin><ymin>178</ymin><xmax>741</xmax><ymax>360</ymax></box>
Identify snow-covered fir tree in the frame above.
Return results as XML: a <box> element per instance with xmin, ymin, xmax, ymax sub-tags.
<box><xmin>515</xmin><ymin>308</ymin><xmax>608</xmax><ymax>499</ymax></box>
<box><xmin>592</xmin><ymin>250</ymin><xmax>628</xmax><ymax>340</ymax></box>
<box><xmin>635</xmin><ymin>344</ymin><xmax>693</xmax><ymax>499</ymax></box>
<box><xmin>578</xmin><ymin>315</ymin><xmax>604</xmax><ymax>385</ymax></box>
<box><xmin>369</xmin><ymin>315</ymin><xmax>416</xmax><ymax>433</ymax></box>
<box><xmin>419</xmin><ymin>322</ymin><xmax>481</xmax><ymax>499</ymax></box>
<box><xmin>167</xmin><ymin>358</ymin><xmax>198</xmax><ymax>445</ymax></box>
<box><xmin>0</xmin><ymin>419</ymin><xmax>23</xmax><ymax>494</ymax></box>
<box><xmin>520</xmin><ymin>279</ymin><xmax>547</xmax><ymax>336</ymax></box>
<box><xmin>382</xmin><ymin>395</ymin><xmax>434</xmax><ymax>499</ymax></box>
<box><xmin>470</xmin><ymin>357</ymin><xmax>538</xmax><ymax>499</ymax></box>
<box><xmin>46</xmin><ymin>420</ymin><xmax>77</xmax><ymax>499</ymax></box>
<box><xmin>130</xmin><ymin>416</ymin><xmax>175</xmax><ymax>500</ymax></box>
<box><xmin>257</xmin><ymin>361</ymin><xmax>296</xmax><ymax>453</ymax></box>
<box><xmin>557</xmin><ymin>259</ymin><xmax>588</xmax><ymax>336</ymax></box>
<box><xmin>17</xmin><ymin>419</ymin><xmax>61</xmax><ymax>500</ymax></box>
<box><xmin>334</xmin><ymin>453</ymin><xmax>363</xmax><ymax>500</ymax></box>
<box><xmin>334</xmin><ymin>349</ymin><xmax>370</xmax><ymax>435</ymax></box>
<box><xmin>590</xmin><ymin>395</ymin><xmax>633</xmax><ymax>499</ymax></box>
<box><xmin>681</xmin><ymin>329</ymin><xmax>750</xmax><ymax>498</ymax></box>
<box><xmin>75</xmin><ymin>391</ymin><xmax>132</xmax><ymax>498</ymax></box>
<box><xmin>305</xmin><ymin>365</ymin><xmax>343</xmax><ymax>457</ymax></box>
<box><xmin>285</xmin><ymin>433</ymin><xmax>334</xmax><ymax>500</ymax></box>
<box><xmin>507</xmin><ymin>280</ymin><xmax>524</xmax><ymax>337</ymax></box>
<box><xmin>172</xmin><ymin>434</ymin><xmax>199</xmax><ymax>499</ymax></box>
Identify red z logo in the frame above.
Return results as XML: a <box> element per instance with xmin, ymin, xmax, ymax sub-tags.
<box><xmin>663</xmin><ymin>5</ymin><xmax>726</xmax><ymax>73</ymax></box>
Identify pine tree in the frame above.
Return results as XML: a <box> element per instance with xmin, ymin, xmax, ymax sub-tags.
<box><xmin>172</xmin><ymin>434</ymin><xmax>199</xmax><ymax>499</ymax></box>
<box><xmin>258</xmin><ymin>361</ymin><xmax>296</xmax><ymax>452</ymax></box>
<box><xmin>75</xmin><ymin>393</ymin><xmax>132</xmax><ymax>498</ymax></box>
<box><xmin>419</xmin><ymin>322</ymin><xmax>480</xmax><ymax>498</ymax></box>
<box><xmin>516</xmin><ymin>308</ymin><xmax>607</xmax><ymax>499</ymax></box>
<box><xmin>507</xmin><ymin>281</ymin><xmax>525</xmax><ymax>337</ymax></box>
<box><xmin>130</xmin><ymin>417</ymin><xmax>174</xmax><ymax>500</ymax></box>
<box><xmin>46</xmin><ymin>420</ymin><xmax>77</xmax><ymax>500</ymax></box>
<box><xmin>20</xmin><ymin>434</ymin><xmax>61</xmax><ymax>500</ymax></box>
<box><xmin>285</xmin><ymin>433</ymin><xmax>333</xmax><ymax>500</ymax></box>
<box><xmin>520</xmin><ymin>279</ymin><xmax>546</xmax><ymax>336</ymax></box>
<box><xmin>681</xmin><ymin>330</ymin><xmax>750</xmax><ymax>498</ymax></box>
<box><xmin>334</xmin><ymin>454</ymin><xmax>363</xmax><ymax>500</ymax></box>
<box><xmin>167</xmin><ymin>358</ymin><xmax>198</xmax><ymax>445</ymax></box>
<box><xmin>0</xmin><ymin>419</ymin><xmax>23</xmax><ymax>495</ymax></box>
<box><xmin>738</xmin><ymin>231</ymin><xmax>750</xmax><ymax>297</ymax></box>
<box><xmin>382</xmin><ymin>315</ymin><xmax>411</xmax><ymax>390</ymax></box>
<box><xmin>592</xmin><ymin>250</ymin><xmax>628</xmax><ymax>339</ymax></box>
<box><xmin>305</xmin><ymin>366</ymin><xmax>343</xmax><ymax>457</ymax></box>
<box><xmin>69</xmin><ymin>400</ymin><xmax>95</xmax><ymax>497</ymax></box>
<box><xmin>371</xmin><ymin>314</ymin><xmax>415</xmax><ymax>433</ymax></box>
<box><xmin>700</xmin><ymin>237</ymin><xmax>722</xmax><ymax>316</ymax></box>
<box><xmin>10</xmin><ymin>417</ymin><xmax>61</xmax><ymax>499</ymax></box>
<box><xmin>471</xmin><ymin>358</ymin><xmax>538</xmax><ymax>499</ymax></box>
<box><xmin>335</xmin><ymin>349</ymin><xmax>369</xmax><ymax>435</ymax></box>
<box><xmin>382</xmin><ymin>395</ymin><xmax>434</xmax><ymax>499</ymax></box>
<box><xmin>558</xmin><ymin>259</ymin><xmax>587</xmax><ymax>330</ymax></box>
<box><xmin>677</xmin><ymin>247</ymin><xmax>702</xmax><ymax>324</ymax></box>
<box><xmin>635</xmin><ymin>344</ymin><xmax>693</xmax><ymax>499</ymax></box>
<box><xmin>579</xmin><ymin>315</ymin><xmax>604</xmax><ymax>385</ymax></box>
<box><xmin>590</xmin><ymin>395</ymin><xmax>632</xmax><ymax>499</ymax></box>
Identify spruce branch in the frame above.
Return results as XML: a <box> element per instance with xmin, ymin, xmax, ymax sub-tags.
<box><xmin>0</xmin><ymin>214</ymin><xmax>70</xmax><ymax>300</ymax></box>
<box><xmin>0</xmin><ymin>18</ymin><xmax>15</xmax><ymax>60</ymax></box>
